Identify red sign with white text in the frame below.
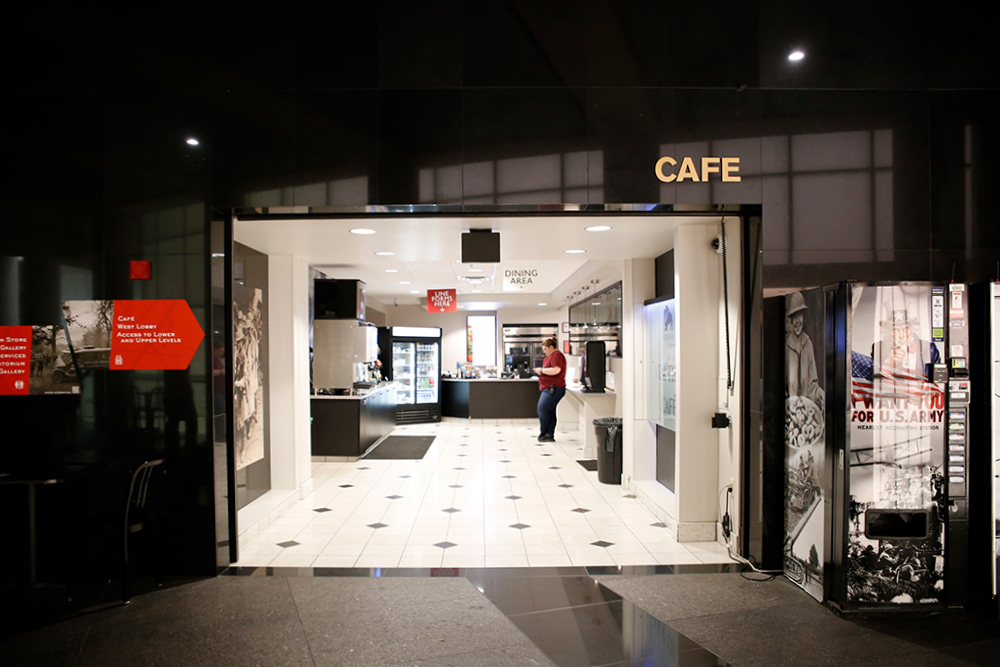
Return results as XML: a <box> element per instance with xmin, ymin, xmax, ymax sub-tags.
<box><xmin>427</xmin><ymin>289</ymin><xmax>457</xmax><ymax>313</ymax></box>
<box><xmin>110</xmin><ymin>300</ymin><xmax>204</xmax><ymax>370</ymax></box>
<box><xmin>0</xmin><ymin>326</ymin><xmax>32</xmax><ymax>395</ymax></box>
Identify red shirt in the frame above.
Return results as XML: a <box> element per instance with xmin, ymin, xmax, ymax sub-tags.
<box><xmin>539</xmin><ymin>350</ymin><xmax>566</xmax><ymax>390</ymax></box>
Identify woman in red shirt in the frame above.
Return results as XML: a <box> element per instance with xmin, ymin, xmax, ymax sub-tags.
<box><xmin>533</xmin><ymin>337</ymin><xmax>566</xmax><ymax>442</ymax></box>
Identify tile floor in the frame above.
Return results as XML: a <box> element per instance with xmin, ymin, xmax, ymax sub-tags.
<box><xmin>236</xmin><ymin>418</ymin><xmax>737</xmax><ymax>569</ymax></box>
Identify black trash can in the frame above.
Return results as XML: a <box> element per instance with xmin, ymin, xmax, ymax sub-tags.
<box><xmin>593</xmin><ymin>417</ymin><xmax>623</xmax><ymax>484</ymax></box>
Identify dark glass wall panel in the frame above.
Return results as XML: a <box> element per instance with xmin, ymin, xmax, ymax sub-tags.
<box><xmin>584</xmin><ymin>0</ymin><xmax>675</xmax><ymax>87</ymax></box>
<box><xmin>291</xmin><ymin>4</ymin><xmax>378</xmax><ymax>90</ymax></box>
<box><xmin>758</xmin><ymin>3</ymin><xmax>928</xmax><ymax>90</ymax></box>
<box><xmin>208</xmin><ymin>1</ymin><xmax>295</xmax><ymax>92</ymax></box>
<box><xmin>377</xmin><ymin>90</ymin><xmax>463</xmax><ymax>204</ymax></box>
<box><xmin>210</xmin><ymin>92</ymin><xmax>296</xmax><ymax>208</ymax></box>
<box><xmin>758</xmin><ymin>90</ymin><xmax>931</xmax><ymax>288</ymax></box>
<box><xmin>668</xmin><ymin>4</ymin><xmax>759</xmax><ymax>89</ymax></box>
<box><xmin>378</xmin><ymin>0</ymin><xmax>462</xmax><ymax>89</ymax></box>
<box><xmin>7</xmin><ymin>4</ymin><xmax>105</xmax><ymax>94</ymax></box>
<box><xmin>463</xmin><ymin>0</ymin><xmax>586</xmax><ymax>87</ymax></box>
<box><xmin>587</xmin><ymin>88</ymin><xmax>675</xmax><ymax>204</ymax></box>
<box><xmin>461</xmin><ymin>88</ymin><xmax>588</xmax><ymax>205</ymax></box>
<box><xmin>293</xmin><ymin>91</ymin><xmax>378</xmax><ymax>207</ymax></box>
<box><xmin>3</xmin><ymin>97</ymin><xmax>103</xmax><ymax>256</ymax></box>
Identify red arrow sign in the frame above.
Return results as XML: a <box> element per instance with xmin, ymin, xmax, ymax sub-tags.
<box><xmin>110</xmin><ymin>300</ymin><xmax>204</xmax><ymax>370</ymax></box>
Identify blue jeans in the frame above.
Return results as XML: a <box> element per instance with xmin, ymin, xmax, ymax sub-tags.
<box><xmin>537</xmin><ymin>386</ymin><xmax>565</xmax><ymax>437</ymax></box>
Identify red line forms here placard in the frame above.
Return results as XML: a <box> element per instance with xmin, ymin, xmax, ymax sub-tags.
<box><xmin>110</xmin><ymin>300</ymin><xmax>204</xmax><ymax>370</ymax></box>
<box><xmin>0</xmin><ymin>326</ymin><xmax>32</xmax><ymax>395</ymax></box>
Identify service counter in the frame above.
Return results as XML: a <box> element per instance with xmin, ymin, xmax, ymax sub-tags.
<box><xmin>311</xmin><ymin>382</ymin><xmax>397</xmax><ymax>459</ymax></box>
<box><xmin>563</xmin><ymin>385</ymin><xmax>617</xmax><ymax>459</ymax></box>
<box><xmin>442</xmin><ymin>378</ymin><xmax>539</xmax><ymax>419</ymax></box>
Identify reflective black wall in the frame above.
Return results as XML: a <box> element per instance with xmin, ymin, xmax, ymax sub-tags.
<box><xmin>3</xmin><ymin>1</ymin><xmax>999</xmax><ymax>579</ymax></box>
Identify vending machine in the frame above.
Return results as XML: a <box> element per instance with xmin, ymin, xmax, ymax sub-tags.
<box><xmin>378</xmin><ymin>326</ymin><xmax>442</xmax><ymax>424</ymax></box>
<box><xmin>781</xmin><ymin>282</ymin><xmax>984</xmax><ymax>612</ymax></box>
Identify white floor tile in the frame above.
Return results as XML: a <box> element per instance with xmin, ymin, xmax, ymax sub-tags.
<box><xmin>484</xmin><ymin>543</ymin><xmax>526</xmax><ymax>556</ymax></box>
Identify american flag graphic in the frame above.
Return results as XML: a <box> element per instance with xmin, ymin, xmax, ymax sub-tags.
<box><xmin>852</xmin><ymin>351</ymin><xmax>874</xmax><ymax>400</ymax></box>
<box><xmin>878</xmin><ymin>356</ymin><xmax>941</xmax><ymax>401</ymax></box>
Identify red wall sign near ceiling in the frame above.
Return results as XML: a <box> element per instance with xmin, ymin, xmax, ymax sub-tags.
<box><xmin>427</xmin><ymin>288</ymin><xmax>457</xmax><ymax>313</ymax></box>
<box><xmin>110</xmin><ymin>300</ymin><xmax>204</xmax><ymax>370</ymax></box>
<box><xmin>129</xmin><ymin>260</ymin><xmax>152</xmax><ymax>280</ymax></box>
<box><xmin>0</xmin><ymin>326</ymin><xmax>32</xmax><ymax>395</ymax></box>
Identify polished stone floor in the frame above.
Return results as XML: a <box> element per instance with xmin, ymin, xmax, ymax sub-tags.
<box><xmin>2</xmin><ymin>567</ymin><xmax>997</xmax><ymax>667</ymax></box>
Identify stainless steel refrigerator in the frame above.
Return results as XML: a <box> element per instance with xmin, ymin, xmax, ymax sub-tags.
<box><xmin>379</xmin><ymin>326</ymin><xmax>441</xmax><ymax>424</ymax></box>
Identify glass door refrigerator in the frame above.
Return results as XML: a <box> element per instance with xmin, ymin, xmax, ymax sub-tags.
<box><xmin>379</xmin><ymin>326</ymin><xmax>441</xmax><ymax>424</ymax></box>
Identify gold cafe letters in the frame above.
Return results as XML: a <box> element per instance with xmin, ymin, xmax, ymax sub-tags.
<box><xmin>655</xmin><ymin>156</ymin><xmax>741</xmax><ymax>183</ymax></box>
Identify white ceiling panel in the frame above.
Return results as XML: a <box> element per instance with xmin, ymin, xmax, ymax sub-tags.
<box><xmin>235</xmin><ymin>214</ymin><xmax>713</xmax><ymax>307</ymax></box>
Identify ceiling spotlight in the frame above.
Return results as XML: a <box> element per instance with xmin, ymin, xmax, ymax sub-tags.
<box><xmin>538</xmin><ymin>303</ymin><xmax>547</xmax><ymax>306</ymax></box>
<box><xmin>399</xmin><ymin>281</ymin><xmax>411</xmax><ymax>285</ymax></box>
<box><xmin>385</xmin><ymin>269</ymin><xmax>398</xmax><ymax>273</ymax></box>
<box><xmin>585</xmin><ymin>225</ymin><xmax>612</xmax><ymax>232</ymax></box>
<box><xmin>186</xmin><ymin>138</ymin><xmax>200</xmax><ymax>146</ymax></box>
<box><xmin>565</xmin><ymin>249</ymin><xmax>586</xmax><ymax>254</ymax></box>
<box><xmin>350</xmin><ymin>228</ymin><xmax>376</xmax><ymax>235</ymax></box>
<box><xmin>788</xmin><ymin>50</ymin><xmax>805</xmax><ymax>62</ymax></box>
<box><xmin>375</xmin><ymin>251</ymin><xmax>396</xmax><ymax>256</ymax></box>
<box><xmin>471</xmin><ymin>289</ymin><xmax>482</xmax><ymax>293</ymax></box>
<box><xmin>409</xmin><ymin>290</ymin><xmax>420</xmax><ymax>294</ymax></box>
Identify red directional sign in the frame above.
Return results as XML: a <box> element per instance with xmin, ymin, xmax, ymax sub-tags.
<box><xmin>427</xmin><ymin>289</ymin><xmax>457</xmax><ymax>313</ymax></box>
<box><xmin>110</xmin><ymin>300</ymin><xmax>204</xmax><ymax>370</ymax></box>
<box><xmin>0</xmin><ymin>326</ymin><xmax>32</xmax><ymax>395</ymax></box>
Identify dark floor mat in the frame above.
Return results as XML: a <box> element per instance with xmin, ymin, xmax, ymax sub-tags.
<box><xmin>362</xmin><ymin>436</ymin><xmax>436</xmax><ymax>459</ymax></box>
<box><xmin>577</xmin><ymin>459</ymin><xmax>598</xmax><ymax>471</ymax></box>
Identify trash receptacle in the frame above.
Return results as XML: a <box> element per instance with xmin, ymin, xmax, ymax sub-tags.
<box><xmin>593</xmin><ymin>417</ymin><xmax>623</xmax><ymax>484</ymax></box>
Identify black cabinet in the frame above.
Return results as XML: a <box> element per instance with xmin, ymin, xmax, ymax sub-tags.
<box><xmin>311</xmin><ymin>386</ymin><xmax>396</xmax><ymax>458</ymax></box>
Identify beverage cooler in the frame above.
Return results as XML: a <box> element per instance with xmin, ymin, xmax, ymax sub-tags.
<box><xmin>378</xmin><ymin>326</ymin><xmax>441</xmax><ymax>424</ymax></box>
<box><xmin>777</xmin><ymin>281</ymin><xmax>999</xmax><ymax>613</ymax></box>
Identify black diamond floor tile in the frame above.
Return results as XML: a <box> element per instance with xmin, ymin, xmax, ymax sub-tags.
<box><xmin>505</xmin><ymin>495</ymin><xmax>522</xmax><ymax>501</ymax></box>
<box><xmin>386</xmin><ymin>495</ymin><xmax>402</xmax><ymax>500</ymax></box>
<box><xmin>442</xmin><ymin>507</ymin><xmax>461</xmax><ymax>513</ymax></box>
<box><xmin>367</xmin><ymin>522</ymin><xmax>387</xmax><ymax>529</ymax></box>
<box><xmin>277</xmin><ymin>540</ymin><xmax>300</xmax><ymax>548</ymax></box>
<box><xmin>510</xmin><ymin>523</ymin><xmax>530</xmax><ymax>530</ymax></box>
<box><xmin>313</xmin><ymin>507</ymin><xmax>331</xmax><ymax>513</ymax></box>
<box><xmin>591</xmin><ymin>540</ymin><xmax>614</xmax><ymax>548</ymax></box>
<box><xmin>434</xmin><ymin>541</ymin><xmax>457</xmax><ymax>549</ymax></box>
<box><xmin>572</xmin><ymin>508</ymin><xmax>590</xmax><ymax>514</ymax></box>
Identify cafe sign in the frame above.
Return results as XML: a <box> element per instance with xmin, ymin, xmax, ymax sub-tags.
<box><xmin>654</xmin><ymin>156</ymin><xmax>741</xmax><ymax>183</ymax></box>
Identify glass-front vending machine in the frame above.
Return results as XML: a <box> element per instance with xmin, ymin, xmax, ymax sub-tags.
<box><xmin>379</xmin><ymin>326</ymin><xmax>441</xmax><ymax>424</ymax></box>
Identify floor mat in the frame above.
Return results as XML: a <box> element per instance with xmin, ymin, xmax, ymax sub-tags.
<box><xmin>362</xmin><ymin>435</ymin><xmax>436</xmax><ymax>459</ymax></box>
<box><xmin>577</xmin><ymin>459</ymin><xmax>598</xmax><ymax>471</ymax></box>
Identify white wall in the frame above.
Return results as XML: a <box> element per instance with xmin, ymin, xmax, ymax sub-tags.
<box><xmin>268</xmin><ymin>255</ymin><xmax>312</xmax><ymax>493</ymax></box>
<box><xmin>622</xmin><ymin>258</ymin><xmax>656</xmax><ymax>496</ymax></box>
<box><xmin>716</xmin><ymin>220</ymin><xmax>742</xmax><ymax>546</ymax></box>
<box><xmin>385</xmin><ymin>306</ymin><xmax>485</xmax><ymax>373</ymax></box>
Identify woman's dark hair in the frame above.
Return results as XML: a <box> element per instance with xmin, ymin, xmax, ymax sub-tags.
<box><xmin>542</xmin><ymin>337</ymin><xmax>558</xmax><ymax>349</ymax></box>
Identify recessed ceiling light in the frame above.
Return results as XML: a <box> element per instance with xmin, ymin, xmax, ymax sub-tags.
<box><xmin>585</xmin><ymin>225</ymin><xmax>612</xmax><ymax>232</ymax></box>
<box><xmin>565</xmin><ymin>249</ymin><xmax>586</xmax><ymax>254</ymax></box>
<box><xmin>186</xmin><ymin>138</ymin><xmax>199</xmax><ymax>146</ymax></box>
<box><xmin>374</xmin><ymin>251</ymin><xmax>395</xmax><ymax>256</ymax></box>
<box><xmin>385</xmin><ymin>269</ymin><xmax>398</xmax><ymax>273</ymax></box>
<box><xmin>409</xmin><ymin>290</ymin><xmax>420</xmax><ymax>294</ymax></box>
<box><xmin>399</xmin><ymin>281</ymin><xmax>411</xmax><ymax>285</ymax></box>
<box><xmin>471</xmin><ymin>289</ymin><xmax>482</xmax><ymax>293</ymax></box>
<box><xmin>788</xmin><ymin>50</ymin><xmax>805</xmax><ymax>62</ymax></box>
<box><xmin>538</xmin><ymin>303</ymin><xmax>547</xmax><ymax>306</ymax></box>
<box><xmin>350</xmin><ymin>228</ymin><xmax>376</xmax><ymax>235</ymax></box>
